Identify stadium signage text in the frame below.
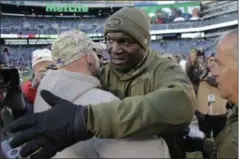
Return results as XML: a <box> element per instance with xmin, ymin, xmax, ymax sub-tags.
<box><xmin>46</xmin><ymin>4</ymin><xmax>88</xmax><ymax>13</ymax></box>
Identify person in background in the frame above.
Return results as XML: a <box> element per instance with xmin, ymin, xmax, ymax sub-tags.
<box><xmin>0</xmin><ymin>47</ymin><xmax>8</xmax><ymax>158</ymax></box>
<box><xmin>186</xmin><ymin>48</ymin><xmax>207</xmax><ymax>93</ymax></box>
<box><xmin>174</xmin><ymin>54</ymin><xmax>186</xmax><ymax>70</ymax></box>
<box><xmin>173</xmin><ymin>10</ymin><xmax>186</xmax><ymax>22</ymax></box>
<box><xmin>21</xmin><ymin>49</ymin><xmax>55</xmax><ymax>105</ymax></box>
<box><xmin>207</xmin><ymin>53</ymin><xmax>216</xmax><ymax>69</ymax></box>
<box><xmin>31</xmin><ymin>68</ymin><xmax>47</xmax><ymax>90</ymax></box>
<box><xmin>31</xmin><ymin>64</ymin><xmax>58</xmax><ymax>91</ymax></box>
<box><xmin>93</xmin><ymin>42</ymin><xmax>109</xmax><ymax>67</ymax></box>
<box><xmin>180</xmin><ymin>57</ymin><xmax>187</xmax><ymax>71</ymax></box>
<box><xmin>31</xmin><ymin>49</ymin><xmax>55</xmax><ymax>73</ymax></box>
<box><xmin>27</xmin><ymin>64</ymin><xmax>58</xmax><ymax>109</ymax></box>
<box><xmin>196</xmin><ymin>53</ymin><xmax>227</xmax><ymax>158</ymax></box>
<box><xmin>0</xmin><ymin>40</ymin><xmax>6</xmax><ymax>101</ymax></box>
<box><xmin>174</xmin><ymin>54</ymin><xmax>182</xmax><ymax>64</ymax></box>
<box><xmin>0</xmin><ymin>42</ymin><xmax>5</xmax><ymax>152</ymax></box>
<box><xmin>0</xmin><ymin>48</ymin><xmax>7</xmax><ymax>68</ymax></box>
<box><xmin>190</xmin><ymin>8</ymin><xmax>200</xmax><ymax>21</ymax></box>
<box><xmin>2</xmin><ymin>47</ymin><xmax>9</xmax><ymax>67</ymax></box>
<box><xmin>0</xmin><ymin>68</ymin><xmax>26</xmax><ymax>159</ymax></box>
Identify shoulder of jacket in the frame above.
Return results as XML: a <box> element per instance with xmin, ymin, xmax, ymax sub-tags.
<box><xmin>79</xmin><ymin>88</ymin><xmax>120</xmax><ymax>104</ymax></box>
<box><xmin>100</xmin><ymin>64</ymin><xmax>111</xmax><ymax>78</ymax></box>
<box><xmin>231</xmin><ymin>120</ymin><xmax>238</xmax><ymax>136</ymax></box>
<box><xmin>151</xmin><ymin>57</ymin><xmax>183</xmax><ymax>75</ymax></box>
<box><xmin>226</xmin><ymin>120</ymin><xmax>238</xmax><ymax>152</ymax></box>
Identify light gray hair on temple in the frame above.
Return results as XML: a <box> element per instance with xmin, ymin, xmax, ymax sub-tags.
<box><xmin>215</xmin><ymin>29</ymin><xmax>238</xmax><ymax>60</ymax></box>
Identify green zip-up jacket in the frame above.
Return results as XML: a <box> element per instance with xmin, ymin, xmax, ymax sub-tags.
<box><xmin>203</xmin><ymin>105</ymin><xmax>238</xmax><ymax>159</ymax></box>
<box><xmin>214</xmin><ymin>105</ymin><xmax>238</xmax><ymax>158</ymax></box>
<box><xmin>87</xmin><ymin>51</ymin><xmax>196</xmax><ymax>138</ymax></box>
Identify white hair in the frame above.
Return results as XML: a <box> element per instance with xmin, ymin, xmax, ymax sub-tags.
<box><xmin>216</xmin><ymin>29</ymin><xmax>238</xmax><ymax>60</ymax></box>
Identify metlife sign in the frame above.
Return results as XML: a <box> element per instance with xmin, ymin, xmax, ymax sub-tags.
<box><xmin>45</xmin><ymin>4</ymin><xmax>89</xmax><ymax>12</ymax></box>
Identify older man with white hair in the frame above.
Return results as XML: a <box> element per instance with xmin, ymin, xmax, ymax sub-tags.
<box><xmin>204</xmin><ymin>29</ymin><xmax>238</xmax><ymax>158</ymax></box>
<box><xmin>22</xmin><ymin>48</ymin><xmax>55</xmax><ymax>105</ymax></box>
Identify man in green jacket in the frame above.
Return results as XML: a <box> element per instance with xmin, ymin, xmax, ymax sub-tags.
<box><xmin>8</xmin><ymin>8</ymin><xmax>196</xmax><ymax>158</ymax></box>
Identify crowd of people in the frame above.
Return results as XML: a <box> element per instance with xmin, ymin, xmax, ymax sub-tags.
<box><xmin>1</xmin><ymin>11</ymin><xmax>237</xmax><ymax>35</ymax></box>
<box><xmin>149</xmin><ymin>7</ymin><xmax>201</xmax><ymax>24</ymax></box>
<box><xmin>1</xmin><ymin>38</ymin><xmax>216</xmax><ymax>70</ymax></box>
<box><xmin>0</xmin><ymin>7</ymin><xmax>237</xmax><ymax>159</ymax></box>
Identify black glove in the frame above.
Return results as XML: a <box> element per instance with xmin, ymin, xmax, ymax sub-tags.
<box><xmin>8</xmin><ymin>90</ymin><xmax>93</xmax><ymax>158</ymax></box>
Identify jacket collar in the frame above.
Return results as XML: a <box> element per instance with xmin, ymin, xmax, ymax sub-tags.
<box><xmin>47</xmin><ymin>69</ymin><xmax>101</xmax><ymax>87</ymax></box>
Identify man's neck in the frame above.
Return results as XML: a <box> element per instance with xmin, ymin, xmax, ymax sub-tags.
<box><xmin>62</xmin><ymin>60</ymin><xmax>92</xmax><ymax>76</ymax></box>
<box><xmin>63</xmin><ymin>67</ymin><xmax>92</xmax><ymax>76</ymax></box>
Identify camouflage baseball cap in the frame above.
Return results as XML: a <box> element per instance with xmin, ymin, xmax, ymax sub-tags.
<box><xmin>51</xmin><ymin>30</ymin><xmax>96</xmax><ymax>68</ymax></box>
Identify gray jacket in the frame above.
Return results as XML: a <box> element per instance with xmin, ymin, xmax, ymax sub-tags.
<box><xmin>34</xmin><ymin>70</ymin><xmax>170</xmax><ymax>158</ymax></box>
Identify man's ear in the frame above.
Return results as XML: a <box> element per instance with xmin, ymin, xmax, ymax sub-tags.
<box><xmin>86</xmin><ymin>54</ymin><xmax>94</xmax><ymax>65</ymax></box>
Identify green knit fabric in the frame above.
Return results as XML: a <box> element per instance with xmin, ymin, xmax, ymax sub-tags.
<box><xmin>104</xmin><ymin>7</ymin><xmax>151</xmax><ymax>51</ymax></box>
